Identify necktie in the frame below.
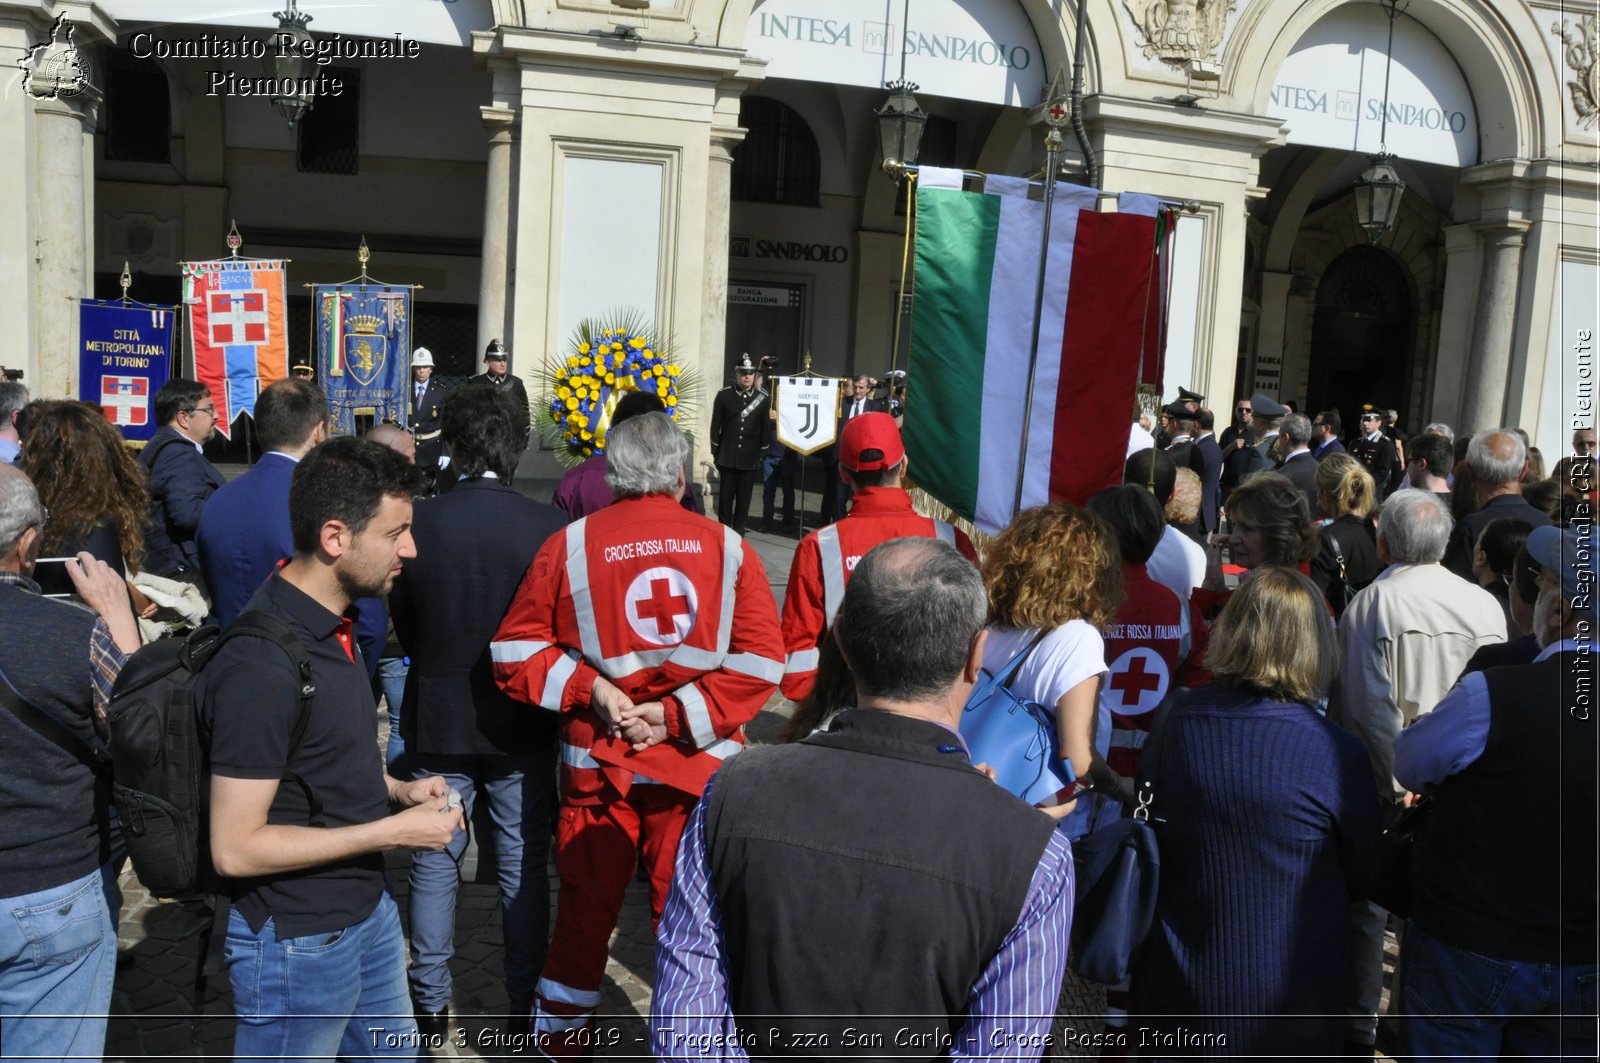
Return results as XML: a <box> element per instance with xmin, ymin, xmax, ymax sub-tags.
<box><xmin>415</xmin><ymin>384</ymin><xmax>424</xmax><ymax>406</ymax></box>
<box><xmin>852</xmin><ymin>400</ymin><xmax>861</xmax><ymax>419</ymax></box>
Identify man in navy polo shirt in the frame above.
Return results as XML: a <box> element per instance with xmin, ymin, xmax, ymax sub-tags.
<box><xmin>199</xmin><ymin>437</ymin><xmax>463</xmax><ymax>1057</ymax></box>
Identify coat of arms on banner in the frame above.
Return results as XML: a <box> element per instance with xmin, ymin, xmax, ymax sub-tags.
<box><xmin>315</xmin><ymin>285</ymin><xmax>411</xmax><ymax>435</ymax></box>
<box><xmin>774</xmin><ymin>375</ymin><xmax>839</xmax><ymax>455</ymax></box>
<box><xmin>78</xmin><ymin>299</ymin><xmax>177</xmax><ymax>444</ymax></box>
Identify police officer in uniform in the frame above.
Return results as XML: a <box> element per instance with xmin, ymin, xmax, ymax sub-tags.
<box><xmin>1349</xmin><ymin>403</ymin><xmax>1400</xmax><ymax>501</ymax></box>
<box><xmin>710</xmin><ymin>353</ymin><xmax>769</xmax><ymax>534</ymax></box>
<box><xmin>470</xmin><ymin>339</ymin><xmax>531</xmax><ymax>443</ymax></box>
<box><xmin>409</xmin><ymin>347</ymin><xmax>447</xmax><ymax>479</ymax></box>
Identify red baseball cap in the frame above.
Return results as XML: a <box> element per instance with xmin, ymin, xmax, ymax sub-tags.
<box><xmin>840</xmin><ymin>412</ymin><xmax>905</xmax><ymax>472</ymax></box>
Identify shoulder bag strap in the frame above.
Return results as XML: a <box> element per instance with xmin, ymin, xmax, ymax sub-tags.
<box><xmin>998</xmin><ymin>629</ymin><xmax>1051</xmax><ymax>691</ymax></box>
<box><xmin>0</xmin><ymin>661</ymin><xmax>109</xmax><ymax>771</ymax></box>
<box><xmin>221</xmin><ymin>612</ymin><xmax>323</xmax><ymax>826</ymax></box>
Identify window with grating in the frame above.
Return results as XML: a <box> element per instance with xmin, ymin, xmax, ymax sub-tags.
<box><xmin>297</xmin><ymin>68</ymin><xmax>360</xmax><ymax>175</ymax></box>
<box><xmin>896</xmin><ymin>115</ymin><xmax>957</xmax><ymax>215</ymax></box>
<box><xmin>105</xmin><ymin>51</ymin><xmax>171</xmax><ymax>163</ymax></box>
<box><xmin>732</xmin><ymin>96</ymin><xmax>821</xmax><ymax>206</ymax></box>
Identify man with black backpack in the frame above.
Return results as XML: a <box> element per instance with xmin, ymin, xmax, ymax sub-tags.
<box><xmin>197</xmin><ymin>437</ymin><xmax>462</xmax><ymax>1057</ymax></box>
<box><xmin>0</xmin><ymin>464</ymin><xmax>142</xmax><ymax>1058</ymax></box>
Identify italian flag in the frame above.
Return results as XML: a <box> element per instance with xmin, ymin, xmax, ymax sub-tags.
<box><xmin>904</xmin><ymin>168</ymin><xmax>1164</xmax><ymax>535</ymax></box>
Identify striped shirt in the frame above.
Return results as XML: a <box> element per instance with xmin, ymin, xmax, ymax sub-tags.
<box><xmin>652</xmin><ymin>778</ymin><xmax>1075</xmax><ymax>1061</ymax></box>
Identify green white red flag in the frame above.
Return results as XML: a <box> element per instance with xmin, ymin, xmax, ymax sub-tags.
<box><xmin>904</xmin><ymin>168</ymin><xmax>1165</xmax><ymax>534</ymax></box>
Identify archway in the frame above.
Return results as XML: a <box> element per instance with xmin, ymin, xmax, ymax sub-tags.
<box><xmin>1308</xmin><ymin>245</ymin><xmax>1412</xmax><ymax>426</ymax></box>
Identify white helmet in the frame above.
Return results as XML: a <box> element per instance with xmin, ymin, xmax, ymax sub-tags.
<box><xmin>411</xmin><ymin>347</ymin><xmax>435</xmax><ymax>368</ymax></box>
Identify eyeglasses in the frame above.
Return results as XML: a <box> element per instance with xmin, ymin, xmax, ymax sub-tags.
<box><xmin>191</xmin><ymin>405</ymin><xmax>217</xmax><ymax>418</ymax></box>
<box><xmin>1237</xmin><ymin>407</ymin><xmax>1252</xmax><ymax>415</ymax></box>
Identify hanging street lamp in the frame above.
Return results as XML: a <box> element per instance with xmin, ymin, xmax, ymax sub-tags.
<box><xmin>875</xmin><ymin>79</ymin><xmax>927</xmax><ymax>180</ymax></box>
<box><xmin>264</xmin><ymin>0</ymin><xmax>317</xmax><ymax>129</ymax></box>
<box><xmin>1354</xmin><ymin>0</ymin><xmax>1407</xmax><ymax>241</ymax></box>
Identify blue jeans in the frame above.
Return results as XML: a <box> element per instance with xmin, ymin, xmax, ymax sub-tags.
<box><xmin>407</xmin><ymin>750</ymin><xmax>556</xmax><ymax>1015</ymax></box>
<box><xmin>375</xmin><ymin>657</ymin><xmax>409</xmax><ymax>776</ymax></box>
<box><xmin>0</xmin><ymin>869</ymin><xmax>116</xmax><ymax>1061</ymax></box>
<box><xmin>224</xmin><ymin>891</ymin><xmax>418</xmax><ymax>1061</ymax></box>
<box><xmin>1400</xmin><ymin>921</ymin><xmax>1599</xmax><ymax>1061</ymax></box>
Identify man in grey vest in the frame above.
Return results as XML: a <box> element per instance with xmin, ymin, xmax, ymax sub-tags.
<box><xmin>651</xmin><ymin>536</ymin><xmax>1072</xmax><ymax>1061</ymax></box>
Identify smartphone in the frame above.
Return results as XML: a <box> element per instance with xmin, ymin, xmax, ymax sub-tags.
<box><xmin>32</xmin><ymin>557</ymin><xmax>77</xmax><ymax>599</ymax></box>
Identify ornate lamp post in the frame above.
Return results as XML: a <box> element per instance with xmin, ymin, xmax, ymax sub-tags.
<box><xmin>1354</xmin><ymin>0</ymin><xmax>1406</xmax><ymax>241</ymax></box>
<box><xmin>264</xmin><ymin>0</ymin><xmax>316</xmax><ymax>129</ymax></box>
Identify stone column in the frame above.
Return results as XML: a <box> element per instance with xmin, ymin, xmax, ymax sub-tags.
<box><xmin>33</xmin><ymin>88</ymin><xmax>99</xmax><ymax>397</ymax></box>
<box><xmin>701</xmin><ymin>133</ymin><xmax>738</xmax><ymax>377</ymax></box>
<box><xmin>1461</xmin><ymin>220</ymin><xmax>1530</xmax><ymax>433</ymax></box>
<box><xmin>477</xmin><ymin>107</ymin><xmax>517</xmax><ymax>355</ymax></box>
<box><xmin>1431</xmin><ymin>223</ymin><xmax>1481</xmax><ymax>429</ymax></box>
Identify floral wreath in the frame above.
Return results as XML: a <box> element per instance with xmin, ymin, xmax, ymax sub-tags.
<box><xmin>540</xmin><ymin>312</ymin><xmax>698</xmax><ymax>465</ymax></box>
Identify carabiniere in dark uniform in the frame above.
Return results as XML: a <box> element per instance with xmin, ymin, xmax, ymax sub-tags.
<box><xmin>710</xmin><ymin>353</ymin><xmax>770</xmax><ymax>535</ymax></box>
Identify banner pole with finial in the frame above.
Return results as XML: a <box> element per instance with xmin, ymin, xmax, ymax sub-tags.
<box><xmin>226</xmin><ymin>219</ymin><xmax>242</xmax><ymax>259</ymax></box>
<box><xmin>119</xmin><ymin>261</ymin><xmax>132</xmax><ymax>306</ymax></box>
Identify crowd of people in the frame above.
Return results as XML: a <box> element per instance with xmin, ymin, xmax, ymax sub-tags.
<box><xmin>0</xmin><ymin>359</ymin><xmax>1595</xmax><ymax>1062</ymax></box>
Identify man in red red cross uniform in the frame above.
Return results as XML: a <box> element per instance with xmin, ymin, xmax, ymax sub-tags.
<box><xmin>779</xmin><ymin>412</ymin><xmax>976</xmax><ymax>701</ymax></box>
<box><xmin>491</xmin><ymin>412</ymin><xmax>783</xmax><ymax>1056</ymax></box>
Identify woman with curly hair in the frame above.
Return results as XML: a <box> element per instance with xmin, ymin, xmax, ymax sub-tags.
<box><xmin>20</xmin><ymin>401</ymin><xmax>149</xmax><ymax>578</ymax></box>
<box><xmin>980</xmin><ymin>503</ymin><xmax>1121</xmax><ymax>835</ymax></box>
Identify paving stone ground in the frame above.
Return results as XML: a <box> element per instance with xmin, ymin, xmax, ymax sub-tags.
<box><xmin>100</xmin><ymin>459</ymin><xmax>1399</xmax><ymax>1060</ymax></box>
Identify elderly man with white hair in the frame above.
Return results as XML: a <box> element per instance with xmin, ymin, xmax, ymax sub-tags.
<box><xmin>1331</xmin><ymin>488</ymin><xmax>1507</xmax><ymax>1054</ymax></box>
<box><xmin>1442</xmin><ymin>427</ymin><xmax>1552</xmax><ymax>578</ymax></box>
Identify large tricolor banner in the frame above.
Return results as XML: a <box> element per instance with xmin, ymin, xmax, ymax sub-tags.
<box><xmin>904</xmin><ymin>169</ymin><xmax>1165</xmax><ymax>534</ymax></box>
<box><xmin>314</xmin><ymin>285</ymin><xmax>411</xmax><ymax>436</ymax></box>
<box><xmin>182</xmin><ymin>259</ymin><xmax>288</xmax><ymax>437</ymax></box>
<box><xmin>78</xmin><ymin>300</ymin><xmax>177</xmax><ymax>444</ymax></box>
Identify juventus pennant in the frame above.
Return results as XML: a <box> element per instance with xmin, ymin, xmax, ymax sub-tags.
<box><xmin>774</xmin><ymin>376</ymin><xmax>840</xmax><ymax>456</ymax></box>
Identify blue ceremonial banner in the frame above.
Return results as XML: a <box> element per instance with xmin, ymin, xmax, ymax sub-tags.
<box><xmin>78</xmin><ymin>300</ymin><xmax>177</xmax><ymax>444</ymax></box>
<box><xmin>315</xmin><ymin>285</ymin><xmax>411</xmax><ymax>436</ymax></box>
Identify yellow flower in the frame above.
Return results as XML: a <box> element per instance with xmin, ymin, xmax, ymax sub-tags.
<box><xmin>655</xmin><ymin>379</ymin><xmax>668</xmax><ymax>395</ymax></box>
<box><xmin>580</xmin><ymin>428</ymin><xmax>593</xmax><ymax>441</ymax></box>
<box><xmin>578</xmin><ymin>342</ymin><xmax>591</xmax><ymax>355</ymax></box>
<box><xmin>604</xmin><ymin>373</ymin><xmax>615</xmax><ymax>385</ymax></box>
<box><xmin>565</xmin><ymin>398</ymin><xmax>578</xmax><ymax>411</ymax></box>
<box><xmin>667</xmin><ymin>365</ymin><xmax>682</xmax><ymax>377</ymax></box>
<box><xmin>611</xmin><ymin>342</ymin><xmax>624</xmax><ymax>353</ymax></box>
<box><xmin>557</xmin><ymin>387</ymin><xmax>572</xmax><ymax>400</ymax></box>
<box><xmin>643</xmin><ymin>348</ymin><xmax>654</xmax><ymax>358</ymax></box>
<box><xmin>640</xmin><ymin>368</ymin><xmax>653</xmax><ymax>380</ymax></box>
<box><xmin>629</xmin><ymin>337</ymin><xmax>645</xmax><ymax>349</ymax></box>
<box><xmin>665</xmin><ymin>395</ymin><xmax>677</xmax><ymax>407</ymax></box>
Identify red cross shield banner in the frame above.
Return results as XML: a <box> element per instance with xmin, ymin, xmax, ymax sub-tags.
<box><xmin>183</xmin><ymin>258</ymin><xmax>289</xmax><ymax>437</ymax></box>
<box><xmin>77</xmin><ymin>299</ymin><xmax>176</xmax><ymax>444</ymax></box>
<box><xmin>774</xmin><ymin>375</ymin><xmax>840</xmax><ymax>455</ymax></box>
<box><xmin>624</xmin><ymin>567</ymin><xmax>699</xmax><ymax>647</ymax></box>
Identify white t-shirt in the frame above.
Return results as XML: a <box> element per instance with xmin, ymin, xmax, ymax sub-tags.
<box><xmin>1146</xmin><ymin>525</ymin><xmax>1205</xmax><ymax>601</ymax></box>
<box><xmin>982</xmin><ymin>621</ymin><xmax>1108</xmax><ymax>836</ymax></box>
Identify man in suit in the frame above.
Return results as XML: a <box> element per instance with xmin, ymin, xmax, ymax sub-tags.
<box><xmin>139</xmin><ymin>377</ymin><xmax>226</xmax><ymax>582</ymax></box>
<box><xmin>409</xmin><ymin>347</ymin><xmax>447</xmax><ymax>480</ymax></box>
<box><xmin>1312</xmin><ymin>410</ymin><xmax>1347</xmax><ymax>461</ymax></box>
<box><xmin>1276</xmin><ymin>412</ymin><xmax>1321</xmax><ymax>518</ymax></box>
<box><xmin>1442</xmin><ymin>429</ymin><xmax>1552</xmax><ymax>579</ymax></box>
<box><xmin>390</xmin><ymin>383</ymin><xmax>566</xmax><ymax>1038</ymax></box>
<box><xmin>194</xmin><ymin>379</ymin><xmax>388</xmax><ymax>674</ymax></box>
<box><xmin>1349</xmin><ymin>405</ymin><xmax>1399</xmax><ymax>499</ymax></box>
<box><xmin>1162</xmin><ymin>402</ymin><xmax>1208</xmax><ymax>537</ymax></box>
<box><xmin>470</xmin><ymin>339</ymin><xmax>530</xmax><ymax>444</ymax></box>
<box><xmin>1193</xmin><ymin>408</ymin><xmax>1223</xmax><ymax>535</ymax></box>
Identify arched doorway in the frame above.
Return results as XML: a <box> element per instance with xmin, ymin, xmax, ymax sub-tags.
<box><xmin>1308</xmin><ymin>245</ymin><xmax>1412</xmax><ymax>425</ymax></box>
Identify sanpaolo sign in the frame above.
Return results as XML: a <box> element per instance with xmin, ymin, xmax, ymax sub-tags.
<box><xmin>747</xmin><ymin>0</ymin><xmax>1044</xmax><ymax>108</ymax></box>
<box><xmin>1267</xmin><ymin>4</ymin><xmax>1478</xmax><ymax>167</ymax></box>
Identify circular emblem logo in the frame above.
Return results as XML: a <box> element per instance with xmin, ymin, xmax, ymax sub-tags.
<box><xmin>1105</xmin><ymin>647</ymin><xmax>1170</xmax><ymax>717</ymax></box>
<box><xmin>624</xmin><ymin>567</ymin><xmax>699</xmax><ymax>647</ymax></box>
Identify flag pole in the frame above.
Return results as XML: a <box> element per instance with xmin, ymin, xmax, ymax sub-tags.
<box><xmin>1011</xmin><ymin>83</ymin><xmax>1073</xmax><ymax>519</ymax></box>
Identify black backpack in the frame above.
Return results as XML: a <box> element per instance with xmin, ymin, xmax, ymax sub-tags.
<box><xmin>107</xmin><ymin>611</ymin><xmax>319</xmax><ymax>899</ymax></box>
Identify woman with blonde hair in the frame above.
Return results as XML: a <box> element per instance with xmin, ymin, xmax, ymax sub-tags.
<box><xmin>1311</xmin><ymin>453</ymin><xmax>1382</xmax><ymax>617</ymax></box>
<box><xmin>980</xmin><ymin>504</ymin><xmax>1120</xmax><ymax>835</ymax></box>
<box><xmin>1132</xmin><ymin>566</ymin><xmax>1380</xmax><ymax>1059</ymax></box>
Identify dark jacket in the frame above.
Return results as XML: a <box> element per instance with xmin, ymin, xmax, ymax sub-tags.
<box><xmin>410</xmin><ymin>378</ymin><xmax>448</xmax><ymax>470</ymax></box>
<box><xmin>138</xmin><ymin>425</ymin><xmax>224</xmax><ymax>578</ymax></box>
<box><xmin>1277</xmin><ymin>450</ymin><xmax>1321</xmax><ymax>518</ymax></box>
<box><xmin>1311</xmin><ymin>514</ymin><xmax>1381</xmax><ymax>618</ymax></box>
<box><xmin>1313</xmin><ymin>437</ymin><xmax>1347</xmax><ymax>461</ymax></box>
<box><xmin>710</xmin><ymin>385</ymin><xmax>770</xmax><ymax>472</ymax></box>
<box><xmin>391</xmin><ymin>477</ymin><xmax>566</xmax><ymax>756</ymax></box>
<box><xmin>1194</xmin><ymin>433</ymin><xmax>1223</xmax><ymax>533</ymax></box>
<box><xmin>1442</xmin><ymin>492</ymin><xmax>1552</xmax><ymax>580</ymax></box>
